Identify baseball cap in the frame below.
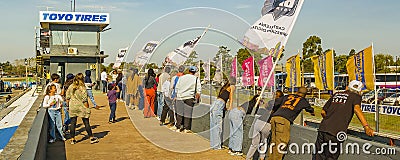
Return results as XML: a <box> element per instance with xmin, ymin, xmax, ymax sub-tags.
<box><xmin>189</xmin><ymin>66</ymin><xmax>197</xmax><ymax>72</ymax></box>
<box><xmin>349</xmin><ymin>80</ymin><xmax>363</xmax><ymax>92</ymax></box>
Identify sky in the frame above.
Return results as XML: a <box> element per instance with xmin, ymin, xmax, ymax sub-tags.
<box><xmin>1</xmin><ymin>0</ymin><xmax>400</xmax><ymax>65</ymax></box>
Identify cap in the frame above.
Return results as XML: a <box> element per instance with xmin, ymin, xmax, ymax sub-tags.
<box><xmin>178</xmin><ymin>66</ymin><xmax>185</xmax><ymax>72</ymax></box>
<box><xmin>189</xmin><ymin>66</ymin><xmax>197</xmax><ymax>72</ymax></box>
<box><xmin>66</xmin><ymin>73</ymin><xmax>74</xmax><ymax>80</ymax></box>
<box><xmin>349</xmin><ymin>80</ymin><xmax>363</xmax><ymax>92</ymax></box>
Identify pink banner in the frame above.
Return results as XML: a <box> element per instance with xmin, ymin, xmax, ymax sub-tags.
<box><xmin>241</xmin><ymin>56</ymin><xmax>254</xmax><ymax>86</ymax></box>
<box><xmin>230</xmin><ymin>57</ymin><xmax>237</xmax><ymax>78</ymax></box>
<box><xmin>257</xmin><ymin>56</ymin><xmax>274</xmax><ymax>87</ymax></box>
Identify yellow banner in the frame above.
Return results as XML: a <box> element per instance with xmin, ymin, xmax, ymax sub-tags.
<box><xmin>346</xmin><ymin>46</ymin><xmax>375</xmax><ymax>90</ymax></box>
<box><xmin>285</xmin><ymin>54</ymin><xmax>301</xmax><ymax>88</ymax></box>
<box><xmin>312</xmin><ymin>50</ymin><xmax>334</xmax><ymax>90</ymax></box>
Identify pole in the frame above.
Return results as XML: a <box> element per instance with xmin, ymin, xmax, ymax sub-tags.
<box><xmin>252</xmin><ymin>46</ymin><xmax>284</xmax><ymax>115</ymax></box>
<box><xmin>209</xmin><ymin>58</ymin><xmax>212</xmax><ymax>105</ymax></box>
<box><xmin>253</xmin><ymin>53</ymin><xmax>256</xmax><ymax>96</ymax></box>
<box><xmin>236</xmin><ymin>56</ymin><xmax>238</xmax><ymax>109</ymax></box>
<box><xmin>372</xmin><ymin>43</ymin><xmax>379</xmax><ymax>132</ymax></box>
<box><xmin>300</xmin><ymin>50</ymin><xmax>304</xmax><ymax>125</ymax></box>
<box><xmin>331</xmin><ymin>48</ymin><xmax>335</xmax><ymax>94</ymax></box>
<box><xmin>73</xmin><ymin>0</ymin><xmax>76</xmax><ymax>12</ymax></box>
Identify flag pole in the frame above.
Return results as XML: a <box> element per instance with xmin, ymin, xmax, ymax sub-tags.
<box><xmin>209</xmin><ymin>58</ymin><xmax>212</xmax><ymax>105</ymax></box>
<box><xmin>253</xmin><ymin>52</ymin><xmax>256</xmax><ymax>96</ymax></box>
<box><xmin>235</xmin><ymin>56</ymin><xmax>239</xmax><ymax>109</ymax></box>
<box><xmin>252</xmin><ymin>46</ymin><xmax>284</xmax><ymax>115</ymax></box>
<box><xmin>332</xmin><ymin>48</ymin><xmax>335</xmax><ymax>94</ymax></box>
<box><xmin>372</xmin><ymin>43</ymin><xmax>379</xmax><ymax>132</ymax></box>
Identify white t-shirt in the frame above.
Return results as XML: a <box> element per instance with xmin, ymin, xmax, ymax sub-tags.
<box><xmin>175</xmin><ymin>74</ymin><xmax>201</xmax><ymax>100</ymax></box>
<box><xmin>101</xmin><ymin>71</ymin><xmax>108</xmax><ymax>81</ymax></box>
<box><xmin>43</xmin><ymin>95</ymin><xmax>63</xmax><ymax>110</ymax></box>
<box><xmin>162</xmin><ymin>80</ymin><xmax>171</xmax><ymax>98</ymax></box>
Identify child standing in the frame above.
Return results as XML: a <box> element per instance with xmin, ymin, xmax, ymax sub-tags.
<box><xmin>43</xmin><ymin>84</ymin><xmax>66</xmax><ymax>143</ymax></box>
<box><xmin>107</xmin><ymin>83</ymin><xmax>119</xmax><ymax>123</ymax></box>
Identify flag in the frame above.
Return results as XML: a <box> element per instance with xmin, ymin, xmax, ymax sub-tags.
<box><xmin>113</xmin><ymin>47</ymin><xmax>128</xmax><ymax>69</ymax></box>
<box><xmin>346</xmin><ymin>46</ymin><xmax>375</xmax><ymax>90</ymax></box>
<box><xmin>203</xmin><ymin>60</ymin><xmax>210</xmax><ymax>81</ymax></box>
<box><xmin>230</xmin><ymin>57</ymin><xmax>237</xmax><ymax>78</ymax></box>
<box><xmin>242</xmin><ymin>0</ymin><xmax>304</xmax><ymax>55</ymax></box>
<box><xmin>165</xmin><ymin>27</ymin><xmax>208</xmax><ymax>66</ymax></box>
<box><xmin>258</xmin><ymin>56</ymin><xmax>274</xmax><ymax>87</ymax></box>
<box><xmin>285</xmin><ymin>54</ymin><xmax>301</xmax><ymax>88</ymax></box>
<box><xmin>311</xmin><ymin>50</ymin><xmax>334</xmax><ymax>90</ymax></box>
<box><xmin>133</xmin><ymin>41</ymin><xmax>159</xmax><ymax>67</ymax></box>
<box><xmin>242</xmin><ymin>56</ymin><xmax>254</xmax><ymax>86</ymax></box>
<box><xmin>213</xmin><ymin>56</ymin><xmax>223</xmax><ymax>83</ymax></box>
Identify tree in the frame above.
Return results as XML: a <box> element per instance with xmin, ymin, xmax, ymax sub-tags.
<box><xmin>374</xmin><ymin>54</ymin><xmax>394</xmax><ymax>73</ymax></box>
<box><xmin>334</xmin><ymin>55</ymin><xmax>348</xmax><ymax>74</ymax></box>
<box><xmin>302</xmin><ymin>36</ymin><xmax>323</xmax><ymax>73</ymax></box>
<box><xmin>185</xmin><ymin>50</ymin><xmax>198</xmax><ymax>66</ymax></box>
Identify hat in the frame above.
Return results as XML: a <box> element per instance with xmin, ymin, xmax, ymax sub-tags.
<box><xmin>349</xmin><ymin>80</ymin><xmax>363</xmax><ymax>92</ymax></box>
<box><xmin>66</xmin><ymin>73</ymin><xmax>74</xmax><ymax>80</ymax></box>
<box><xmin>178</xmin><ymin>66</ymin><xmax>185</xmax><ymax>72</ymax></box>
<box><xmin>189</xmin><ymin>66</ymin><xmax>197</xmax><ymax>72</ymax></box>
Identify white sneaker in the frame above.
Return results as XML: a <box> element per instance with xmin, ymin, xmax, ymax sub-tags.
<box><xmin>49</xmin><ymin>139</ymin><xmax>55</xmax><ymax>143</ymax></box>
<box><xmin>230</xmin><ymin>151</ymin><xmax>243</xmax><ymax>156</ymax></box>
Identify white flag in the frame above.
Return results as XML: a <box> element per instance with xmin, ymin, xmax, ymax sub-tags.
<box><xmin>164</xmin><ymin>36</ymin><xmax>202</xmax><ymax>66</ymax></box>
<box><xmin>242</xmin><ymin>0</ymin><xmax>304</xmax><ymax>52</ymax></box>
<box><xmin>133</xmin><ymin>41</ymin><xmax>159</xmax><ymax>67</ymax></box>
<box><xmin>113</xmin><ymin>47</ymin><xmax>128</xmax><ymax>69</ymax></box>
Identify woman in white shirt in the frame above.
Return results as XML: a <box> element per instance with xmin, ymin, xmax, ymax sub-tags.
<box><xmin>43</xmin><ymin>84</ymin><xmax>66</xmax><ymax>143</ymax></box>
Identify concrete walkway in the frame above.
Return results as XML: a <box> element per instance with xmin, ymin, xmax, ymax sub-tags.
<box><xmin>46</xmin><ymin>91</ymin><xmax>243</xmax><ymax>160</ymax></box>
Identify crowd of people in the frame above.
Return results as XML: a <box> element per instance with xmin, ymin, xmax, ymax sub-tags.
<box><xmin>42</xmin><ymin>65</ymin><xmax>375</xmax><ymax>160</ymax></box>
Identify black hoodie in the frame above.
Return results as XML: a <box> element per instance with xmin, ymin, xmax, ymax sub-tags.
<box><xmin>85</xmin><ymin>70</ymin><xmax>92</xmax><ymax>89</ymax></box>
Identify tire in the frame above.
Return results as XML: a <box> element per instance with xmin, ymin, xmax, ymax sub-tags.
<box><xmin>368</xmin><ymin>99</ymin><xmax>374</xmax><ymax>104</ymax></box>
<box><xmin>283</xmin><ymin>87</ymin><xmax>289</xmax><ymax>93</ymax></box>
<box><xmin>394</xmin><ymin>101</ymin><xmax>399</xmax><ymax>106</ymax></box>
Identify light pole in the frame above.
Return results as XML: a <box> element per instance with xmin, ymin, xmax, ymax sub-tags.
<box><xmin>25</xmin><ymin>59</ymin><xmax>28</xmax><ymax>89</ymax></box>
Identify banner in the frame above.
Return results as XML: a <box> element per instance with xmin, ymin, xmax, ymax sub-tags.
<box><xmin>242</xmin><ymin>0</ymin><xmax>304</xmax><ymax>54</ymax></box>
<box><xmin>230</xmin><ymin>57</ymin><xmax>237</xmax><ymax>78</ymax></box>
<box><xmin>361</xmin><ymin>104</ymin><xmax>400</xmax><ymax>117</ymax></box>
<box><xmin>285</xmin><ymin>54</ymin><xmax>301</xmax><ymax>88</ymax></box>
<box><xmin>346</xmin><ymin>46</ymin><xmax>375</xmax><ymax>90</ymax></box>
<box><xmin>311</xmin><ymin>50</ymin><xmax>334</xmax><ymax>90</ymax></box>
<box><xmin>213</xmin><ymin>56</ymin><xmax>223</xmax><ymax>83</ymax></box>
<box><xmin>242</xmin><ymin>56</ymin><xmax>255</xmax><ymax>86</ymax></box>
<box><xmin>258</xmin><ymin>56</ymin><xmax>274</xmax><ymax>87</ymax></box>
<box><xmin>133</xmin><ymin>41</ymin><xmax>159</xmax><ymax>67</ymax></box>
<box><xmin>203</xmin><ymin>60</ymin><xmax>210</xmax><ymax>81</ymax></box>
<box><xmin>113</xmin><ymin>47</ymin><xmax>128</xmax><ymax>69</ymax></box>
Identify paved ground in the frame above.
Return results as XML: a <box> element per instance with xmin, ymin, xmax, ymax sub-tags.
<box><xmin>47</xmin><ymin>91</ymin><xmax>244</xmax><ymax>160</ymax></box>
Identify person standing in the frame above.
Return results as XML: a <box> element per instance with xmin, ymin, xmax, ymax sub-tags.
<box><xmin>43</xmin><ymin>84</ymin><xmax>66</xmax><ymax>143</ymax></box>
<box><xmin>143</xmin><ymin>68</ymin><xmax>157</xmax><ymax>118</ymax></box>
<box><xmin>268</xmin><ymin>87</ymin><xmax>315</xmax><ymax>160</ymax></box>
<box><xmin>157</xmin><ymin>66</ymin><xmax>171</xmax><ymax>120</ymax></box>
<box><xmin>160</xmin><ymin>76</ymin><xmax>172</xmax><ymax>126</ymax></box>
<box><xmin>110</xmin><ymin>70</ymin><xmax>118</xmax><ymax>83</ymax></box>
<box><xmin>61</xmin><ymin>73</ymin><xmax>74</xmax><ymax>134</ymax></box>
<box><xmin>66</xmin><ymin>73</ymin><xmax>99</xmax><ymax>144</ymax></box>
<box><xmin>168</xmin><ymin>66</ymin><xmax>186</xmax><ymax>129</ymax></box>
<box><xmin>46</xmin><ymin>70</ymin><xmax>51</xmax><ymax>84</ymax></box>
<box><xmin>101</xmin><ymin>69</ymin><xmax>108</xmax><ymax>94</ymax></box>
<box><xmin>126</xmin><ymin>68</ymin><xmax>141</xmax><ymax>110</ymax></box>
<box><xmin>85</xmin><ymin>70</ymin><xmax>99</xmax><ymax>109</ymax></box>
<box><xmin>313</xmin><ymin>80</ymin><xmax>374</xmax><ymax>160</ymax></box>
<box><xmin>107</xmin><ymin>83</ymin><xmax>120</xmax><ymax>123</ymax></box>
<box><xmin>44</xmin><ymin>73</ymin><xmax>62</xmax><ymax>95</ymax></box>
<box><xmin>210</xmin><ymin>79</ymin><xmax>235</xmax><ymax>149</ymax></box>
<box><xmin>246</xmin><ymin>91</ymin><xmax>284</xmax><ymax>160</ymax></box>
<box><xmin>173</xmin><ymin>66</ymin><xmax>201</xmax><ymax>133</ymax></box>
<box><xmin>116</xmin><ymin>72</ymin><xmax>123</xmax><ymax>102</ymax></box>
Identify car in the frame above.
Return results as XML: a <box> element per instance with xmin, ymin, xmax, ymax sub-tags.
<box><xmin>362</xmin><ymin>89</ymin><xmax>396</xmax><ymax>104</ymax></box>
<box><xmin>382</xmin><ymin>93</ymin><xmax>400</xmax><ymax>106</ymax></box>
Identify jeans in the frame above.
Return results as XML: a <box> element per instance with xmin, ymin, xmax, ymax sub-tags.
<box><xmin>210</xmin><ymin>99</ymin><xmax>226</xmax><ymax>149</ymax></box>
<box><xmin>157</xmin><ymin>92</ymin><xmax>164</xmax><ymax>118</ymax></box>
<box><xmin>121</xmin><ymin>84</ymin><xmax>126</xmax><ymax>101</ymax></box>
<box><xmin>87</xmin><ymin>89</ymin><xmax>97</xmax><ymax>107</ymax></box>
<box><xmin>161</xmin><ymin>98</ymin><xmax>174</xmax><ymax>124</ymax></box>
<box><xmin>228</xmin><ymin>107</ymin><xmax>245</xmax><ymax>152</ymax></box>
<box><xmin>102</xmin><ymin>80</ymin><xmax>107</xmax><ymax>93</ymax></box>
<box><xmin>246</xmin><ymin>120</ymin><xmax>271</xmax><ymax>160</ymax></box>
<box><xmin>48</xmin><ymin>109</ymin><xmax>65</xmax><ymax>140</ymax></box>
<box><xmin>109</xmin><ymin>102</ymin><xmax>117</xmax><ymax>121</ymax></box>
<box><xmin>313</xmin><ymin>131</ymin><xmax>342</xmax><ymax>160</ymax></box>
<box><xmin>63</xmin><ymin>101</ymin><xmax>70</xmax><ymax>126</ymax></box>
<box><xmin>138</xmin><ymin>85</ymin><xmax>145</xmax><ymax>110</ymax></box>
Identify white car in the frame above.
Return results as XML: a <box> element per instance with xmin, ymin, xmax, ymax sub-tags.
<box><xmin>382</xmin><ymin>93</ymin><xmax>400</xmax><ymax>106</ymax></box>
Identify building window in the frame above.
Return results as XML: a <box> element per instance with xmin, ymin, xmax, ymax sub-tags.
<box><xmin>51</xmin><ymin>31</ymin><xmax>97</xmax><ymax>46</ymax></box>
